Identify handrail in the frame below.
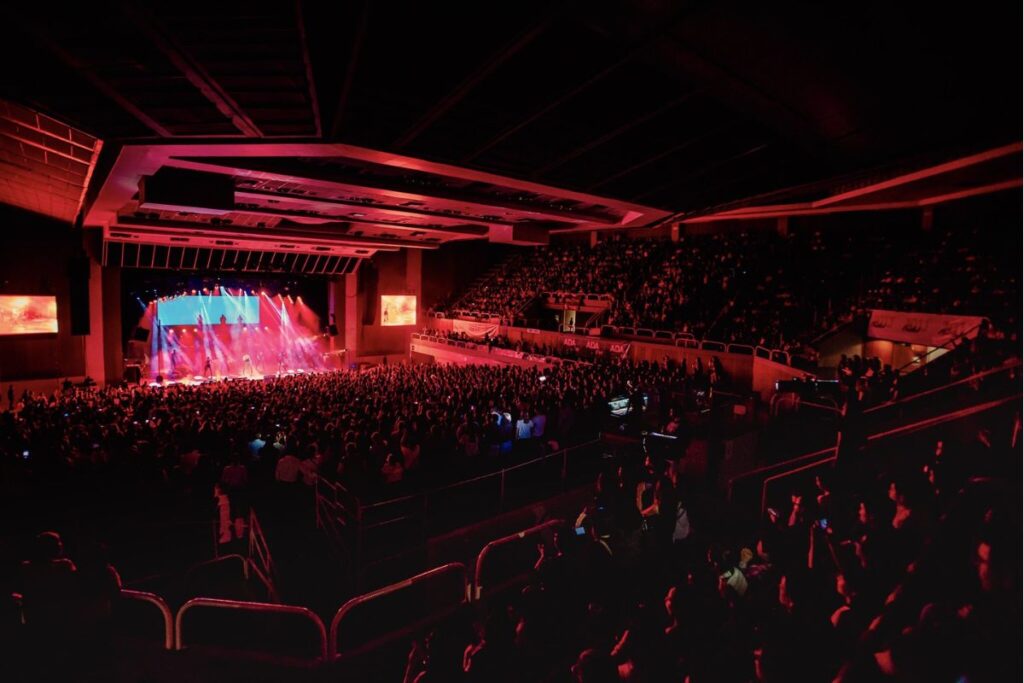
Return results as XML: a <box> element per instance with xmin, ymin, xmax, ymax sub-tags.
<box><xmin>729</xmin><ymin>444</ymin><xmax>836</xmax><ymax>489</ymax></box>
<box><xmin>474</xmin><ymin>519</ymin><xmax>563</xmax><ymax>600</ymax></box>
<box><xmin>10</xmin><ymin>592</ymin><xmax>24</xmax><ymax>624</ymax></box>
<box><xmin>893</xmin><ymin>321</ymin><xmax>984</xmax><ymax>375</ymax></box>
<box><xmin>247</xmin><ymin>508</ymin><xmax>278</xmax><ymax>601</ymax></box>
<box><xmin>731</xmin><ymin>365</ymin><xmax>1021</xmax><ymax>496</ymax></box>
<box><xmin>759</xmin><ymin>394</ymin><xmax>1021</xmax><ymax>516</ymax></box>
<box><xmin>175</xmin><ymin>597</ymin><xmax>328</xmax><ymax>661</ymax></box>
<box><xmin>329</xmin><ymin>562</ymin><xmax>468</xmax><ymax>659</ymax></box>
<box><xmin>357</xmin><ymin>439</ymin><xmax>601</xmax><ymax>516</ymax></box>
<box><xmin>120</xmin><ymin>589</ymin><xmax>174</xmax><ymax>650</ymax></box>
<box><xmin>798</xmin><ymin>398</ymin><xmax>842</xmax><ymax>415</ymax></box>
<box><xmin>437</xmin><ymin>317</ymin><xmax>792</xmax><ymax>364</ymax></box>
<box><xmin>183</xmin><ymin>553</ymin><xmax>249</xmax><ymax>584</ymax></box>
<box><xmin>863</xmin><ymin>361</ymin><xmax>1020</xmax><ymax>414</ymax></box>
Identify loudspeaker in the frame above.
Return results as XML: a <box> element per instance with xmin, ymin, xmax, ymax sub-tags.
<box><xmin>68</xmin><ymin>255</ymin><xmax>91</xmax><ymax>336</ymax></box>
<box><xmin>139</xmin><ymin>167</ymin><xmax>235</xmax><ymax>214</ymax></box>
<box><xmin>328</xmin><ymin>323</ymin><xmax>339</xmax><ymax>336</ymax></box>
<box><xmin>124</xmin><ymin>365</ymin><xmax>142</xmax><ymax>384</ymax></box>
<box><xmin>133</xmin><ymin>326</ymin><xmax>150</xmax><ymax>343</ymax></box>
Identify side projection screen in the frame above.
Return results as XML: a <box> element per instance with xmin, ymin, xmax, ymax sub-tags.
<box><xmin>381</xmin><ymin>295</ymin><xmax>417</xmax><ymax>326</ymax></box>
<box><xmin>0</xmin><ymin>296</ymin><xmax>58</xmax><ymax>335</ymax></box>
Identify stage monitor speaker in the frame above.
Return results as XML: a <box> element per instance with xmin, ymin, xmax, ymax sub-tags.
<box><xmin>328</xmin><ymin>323</ymin><xmax>339</xmax><ymax>336</ymax></box>
<box><xmin>69</xmin><ymin>255</ymin><xmax>91</xmax><ymax>336</ymax></box>
<box><xmin>124</xmin><ymin>365</ymin><xmax>142</xmax><ymax>384</ymax></box>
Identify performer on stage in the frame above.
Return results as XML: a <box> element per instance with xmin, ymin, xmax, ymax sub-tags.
<box><xmin>242</xmin><ymin>353</ymin><xmax>254</xmax><ymax>377</ymax></box>
<box><xmin>277</xmin><ymin>351</ymin><xmax>287</xmax><ymax>375</ymax></box>
<box><xmin>204</xmin><ymin>355</ymin><xmax>213</xmax><ymax>376</ymax></box>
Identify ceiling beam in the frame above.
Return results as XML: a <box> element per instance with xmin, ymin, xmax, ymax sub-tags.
<box><xmin>235</xmin><ymin>188</ymin><xmax>496</xmax><ymax>232</ymax></box>
<box><xmin>121</xmin><ymin>3</ymin><xmax>264</xmax><ymax>138</ymax></box>
<box><xmin>22</xmin><ymin>24</ymin><xmax>172</xmax><ymax>137</ymax></box>
<box><xmin>531</xmin><ymin>90</ymin><xmax>701</xmax><ymax>178</ymax></box>
<box><xmin>812</xmin><ymin>142</ymin><xmax>1023</xmax><ymax>208</ymax></box>
<box><xmin>689</xmin><ymin>179</ymin><xmax>1024</xmax><ymax>223</ymax></box>
<box><xmin>225</xmin><ymin>199</ymin><xmax>489</xmax><ymax>236</ymax></box>
<box><xmin>392</xmin><ymin>12</ymin><xmax>558</xmax><ymax>148</ymax></box>
<box><xmin>114</xmin><ymin>216</ymin><xmax>438</xmax><ymax>249</ymax></box>
<box><xmin>169</xmin><ymin>156</ymin><xmax>618</xmax><ymax>224</ymax></box>
<box><xmin>586</xmin><ymin>122</ymin><xmax>737</xmax><ymax>191</ymax></box>
<box><xmin>462</xmin><ymin>50</ymin><xmax>633</xmax><ymax>164</ymax></box>
<box><xmin>135</xmin><ymin>192</ymin><xmax>485</xmax><ymax>236</ymax></box>
<box><xmin>461</xmin><ymin>4</ymin><xmax>700</xmax><ymax>164</ymax></box>
<box><xmin>631</xmin><ymin>141</ymin><xmax>771</xmax><ymax>203</ymax></box>
<box><xmin>329</xmin><ymin>0</ymin><xmax>370</xmax><ymax>138</ymax></box>
<box><xmin>295</xmin><ymin>0</ymin><xmax>323</xmax><ymax>138</ymax></box>
<box><xmin>650</xmin><ymin>38</ymin><xmax>837</xmax><ymax>163</ymax></box>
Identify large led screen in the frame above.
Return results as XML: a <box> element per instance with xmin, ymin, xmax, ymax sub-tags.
<box><xmin>381</xmin><ymin>295</ymin><xmax>417</xmax><ymax>326</ymax></box>
<box><xmin>0</xmin><ymin>295</ymin><xmax>58</xmax><ymax>335</ymax></box>
<box><xmin>156</xmin><ymin>295</ymin><xmax>260</xmax><ymax>326</ymax></box>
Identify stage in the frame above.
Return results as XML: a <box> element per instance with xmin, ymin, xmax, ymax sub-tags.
<box><xmin>129</xmin><ymin>289</ymin><xmax>338</xmax><ymax>384</ymax></box>
<box><xmin>144</xmin><ymin>368</ymin><xmax>337</xmax><ymax>388</ymax></box>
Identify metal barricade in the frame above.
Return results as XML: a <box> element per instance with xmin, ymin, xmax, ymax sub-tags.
<box><xmin>329</xmin><ymin>562</ymin><xmax>469</xmax><ymax>660</ymax></box>
<box><xmin>175</xmin><ymin>597</ymin><xmax>328</xmax><ymax>661</ymax></box>
<box><xmin>474</xmin><ymin>519</ymin><xmax>563</xmax><ymax>600</ymax></box>
<box><xmin>120</xmin><ymin>589</ymin><xmax>174</xmax><ymax>650</ymax></box>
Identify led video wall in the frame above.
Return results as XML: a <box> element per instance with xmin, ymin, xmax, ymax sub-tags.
<box><xmin>0</xmin><ymin>296</ymin><xmax>58</xmax><ymax>335</ymax></box>
<box><xmin>156</xmin><ymin>295</ymin><xmax>260</xmax><ymax>326</ymax></box>
<box><xmin>381</xmin><ymin>295</ymin><xmax>417</xmax><ymax>326</ymax></box>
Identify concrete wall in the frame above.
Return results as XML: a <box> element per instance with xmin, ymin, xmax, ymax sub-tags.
<box><xmin>0</xmin><ymin>207</ymin><xmax>87</xmax><ymax>381</ymax></box>
<box><xmin>0</xmin><ymin>207</ymin><xmax>124</xmax><ymax>386</ymax></box>
<box><xmin>356</xmin><ymin>250</ymin><xmax>423</xmax><ymax>359</ymax></box>
<box><xmin>410</xmin><ymin>336</ymin><xmax>559</xmax><ymax>369</ymax></box>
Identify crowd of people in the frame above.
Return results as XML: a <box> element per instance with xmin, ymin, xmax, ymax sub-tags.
<box><xmin>401</xmin><ymin>417</ymin><xmax>1018</xmax><ymax>682</ymax></box>
<box><xmin>2</xmin><ymin>356</ymin><xmax>715</xmax><ymax>507</ymax></box>
<box><xmin>442</xmin><ymin>237</ymin><xmax>663</xmax><ymax>326</ymax></box>
<box><xmin>437</xmin><ymin>223</ymin><xmax>1018</xmax><ymax>359</ymax></box>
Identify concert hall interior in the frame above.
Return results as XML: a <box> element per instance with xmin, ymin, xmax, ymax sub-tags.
<box><xmin>0</xmin><ymin>3</ymin><xmax>1021</xmax><ymax>682</ymax></box>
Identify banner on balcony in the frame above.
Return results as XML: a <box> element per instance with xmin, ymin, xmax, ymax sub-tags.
<box><xmin>562</xmin><ymin>336</ymin><xmax>631</xmax><ymax>356</ymax></box>
<box><xmin>452</xmin><ymin>319</ymin><xmax>500</xmax><ymax>339</ymax></box>
<box><xmin>867</xmin><ymin>309</ymin><xmax>985</xmax><ymax>347</ymax></box>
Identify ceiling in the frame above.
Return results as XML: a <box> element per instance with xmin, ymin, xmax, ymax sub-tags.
<box><xmin>0</xmin><ymin>99</ymin><xmax>103</xmax><ymax>223</ymax></box>
<box><xmin>84</xmin><ymin>142</ymin><xmax>667</xmax><ymax>262</ymax></box>
<box><xmin>1</xmin><ymin>1</ymin><xmax>1020</xmax><ymax>226</ymax></box>
<box><xmin>684</xmin><ymin>143</ymin><xmax>1023</xmax><ymax>224</ymax></box>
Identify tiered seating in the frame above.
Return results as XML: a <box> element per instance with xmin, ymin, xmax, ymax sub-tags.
<box><xmin>439</xmin><ymin>224</ymin><xmax>1018</xmax><ymax>357</ymax></box>
<box><xmin>442</xmin><ymin>237</ymin><xmax>668</xmax><ymax>324</ymax></box>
